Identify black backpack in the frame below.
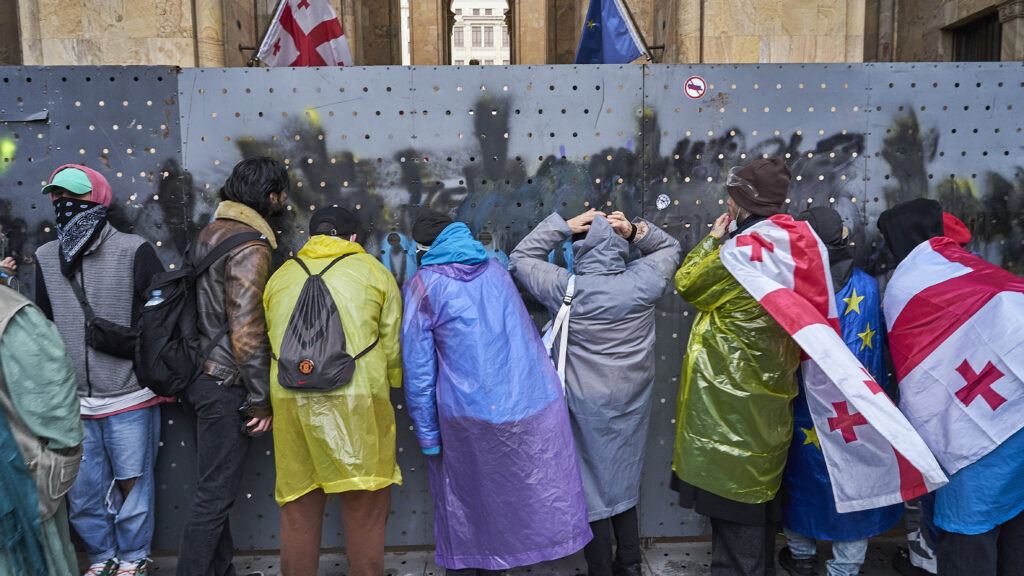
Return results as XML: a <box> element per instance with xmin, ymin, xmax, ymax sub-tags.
<box><xmin>135</xmin><ymin>231</ymin><xmax>266</xmax><ymax>396</ymax></box>
<box><xmin>275</xmin><ymin>254</ymin><xmax>377</xmax><ymax>392</ymax></box>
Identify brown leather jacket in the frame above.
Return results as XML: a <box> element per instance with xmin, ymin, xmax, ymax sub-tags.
<box><xmin>194</xmin><ymin>201</ymin><xmax>277</xmax><ymax>417</ymax></box>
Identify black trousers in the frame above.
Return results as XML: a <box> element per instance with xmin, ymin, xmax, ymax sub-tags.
<box><xmin>710</xmin><ymin>517</ymin><xmax>776</xmax><ymax>576</ymax></box>
<box><xmin>672</xmin><ymin>476</ymin><xmax>780</xmax><ymax>576</ymax></box>
<box><xmin>937</xmin><ymin>508</ymin><xmax>1024</xmax><ymax>576</ymax></box>
<box><xmin>583</xmin><ymin>507</ymin><xmax>642</xmax><ymax>576</ymax></box>
<box><xmin>177</xmin><ymin>376</ymin><xmax>252</xmax><ymax>576</ymax></box>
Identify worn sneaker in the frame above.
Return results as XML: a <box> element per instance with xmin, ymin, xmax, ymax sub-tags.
<box><xmin>778</xmin><ymin>547</ymin><xmax>817</xmax><ymax>576</ymax></box>
<box><xmin>115</xmin><ymin>558</ymin><xmax>150</xmax><ymax>576</ymax></box>
<box><xmin>83</xmin><ymin>559</ymin><xmax>119</xmax><ymax>576</ymax></box>
<box><xmin>892</xmin><ymin>547</ymin><xmax>935</xmax><ymax>576</ymax></box>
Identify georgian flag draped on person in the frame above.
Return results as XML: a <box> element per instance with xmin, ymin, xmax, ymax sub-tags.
<box><xmin>883</xmin><ymin>236</ymin><xmax>1024</xmax><ymax>474</ymax></box>
<box><xmin>257</xmin><ymin>0</ymin><xmax>354</xmax><ymax>67</ymax></box>
<box><xmin>719</xmin><ymin>215</ymin><xmax>947</xmax><ymax>513</ymax></box>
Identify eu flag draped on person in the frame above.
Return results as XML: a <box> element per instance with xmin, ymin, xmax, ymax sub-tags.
<box><xmin>575</xmin><ymin>0</ymin><xmax>648</xmax><ymax>64</ymax></box>
<box><xmin>784</xmin><ymin>267</ymin><xmax>904</xmax><ymax>540</ymax></box>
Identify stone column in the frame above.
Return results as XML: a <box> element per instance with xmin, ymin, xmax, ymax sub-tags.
<box><xmin>195</xmin><ymin>0</ymin><xmax>227</xmax><ymax>67</ymax></box>
<box><xmin>338</xmin><ymin>0</ymin><xmax>363</xmax><ymax>65</ymax></box>
<box><xmin>876</xmin><ymin>0</ymin><xmax>895</xmax><ymax>61</ymax></box>
<box><xmin>409</xmin><ymin>0</ymin><xmax>445</xmax><ymax>64</ymax></box>
<box><xmin>515</xmin><ymin>0</ymin><xmax>554</xmax><ymax>64</ymax></box>
<box><xmin>664</xmin><ymin>0</ymin><xmax>701</xmax><ymax>63</ymax></box>
<box><xmin>17</xmin><ymin>0</ymin><xmax>44</xmax><ymax>65</ymax></box>
<box><xmin>999</xmin><ymin>0</ymin><xmax>1024</xmax><ymax>60</ymax></box>
<box><xmin>846</xmin><ymin>0</ymin><xmax>866</xmax><ymax>61</ymax></box>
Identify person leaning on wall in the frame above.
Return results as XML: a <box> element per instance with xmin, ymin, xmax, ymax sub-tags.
<box><xmin>877</xmin><ymin>199</ymin><xmax>1024</xmax><ymax>576</ymax></box>
<box><xmin>34</xmin><ymin>164</ymin><xmax>165</xmax><ymax>576</ymax></box>
<box><xmin>510</xmin><ymin>208</ymin><xmax>681</xmax><ymax>576</ymax></box>
<box><xmin>177</xmin><ymin>156</ymin><xmax>285</xmax><ymax>576</ymax></box>
<box><xmin>671</xmin><ymin>158</ymin><xmax>802</xmax><ymax>576</ymax></box>
<box><xmin>402</xmin><ymin>210</ymin><xmax>592</xmax><ymax>576</ymax></box>
<box><xmin>264</xmin><ymin>206</ymin><xmax>403</xmax><ymax>576</ymax></box>
<box><xmin>776</xmin><ymin>207</ymin><xmax>903</xmax><ymax>576</ymax></box>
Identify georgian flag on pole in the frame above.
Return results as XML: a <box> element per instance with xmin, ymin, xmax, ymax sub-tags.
<box><xmin>884</xmin><ymin>237</ymin><xmax>1024</xmax><ymax>474</ymax></box>
<box><xmin>257</xmin><ymin>0</ymin><xmax>354</xmax><ymax>67</ymax></box>
<box><xmin>720</xmin><ymin>215</ymin><xmax>947</xmax><ymax>512</ymax></box>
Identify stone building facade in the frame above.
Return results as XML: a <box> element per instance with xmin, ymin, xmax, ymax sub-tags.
<box><xmin>1</xmin><ymin>0</ymin><xmax>1022</xmax><ymax>67</ymax></box>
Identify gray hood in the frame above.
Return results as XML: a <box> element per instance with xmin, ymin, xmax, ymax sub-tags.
<box><xmin>572</xmin><ymin>215</ymin><xmax>628</xmax><ymax>275</ymax></box>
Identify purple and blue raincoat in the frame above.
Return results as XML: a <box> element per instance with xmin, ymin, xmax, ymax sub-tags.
<box><xmin>401</xmin><ymin>223</ymin><xmax>591</xmax><ymax>571</ymax></box>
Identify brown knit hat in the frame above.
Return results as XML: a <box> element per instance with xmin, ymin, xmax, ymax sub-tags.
<box><xmin>726</xmin><ymin>158</ymin><xmax>792</xmax><ymax>216</ymax></box>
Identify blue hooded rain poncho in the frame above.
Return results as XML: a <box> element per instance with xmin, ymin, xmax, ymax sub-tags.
<box><xmin>401</xmin><ymin>222</ymin><xmax>591</xmax><ymax>571</ymax></box>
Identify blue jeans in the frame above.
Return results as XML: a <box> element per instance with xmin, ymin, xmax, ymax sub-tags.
<box><xmin>784</xmin><ymin>528</ymin><xmax>867</xmax><ymax>576</ymax></box>
<box><xmin>68</xmin><ymin>404</ymin><xmax>160</xmax><ymax>563</ymax></box>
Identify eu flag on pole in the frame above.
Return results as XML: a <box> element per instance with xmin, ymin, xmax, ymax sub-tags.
<box><xmin>575</xmin><ymin>0</ymin><xmax>649</xmax><ymax>64</ymax></box>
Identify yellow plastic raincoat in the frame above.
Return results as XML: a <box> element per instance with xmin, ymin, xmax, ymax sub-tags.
<box><xmin>672</xmin><ymin>234</ymin><xmax>801</xmax><ymax>504</ymax></box>
<box><xmin>263</xmin><ymin>235</ymin><xmax>403</xmax><ymax>505</ymax></box>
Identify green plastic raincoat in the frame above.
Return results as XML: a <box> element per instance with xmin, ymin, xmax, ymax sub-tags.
<box><xmin>264</xmin><ymin>235</ymin><xmax>403</xmax><ymax>505</ymax></box>
<box><xmin>672</xmin><ymin>234</ymin><xmax>801</xmax><ymax>504</ymax></box>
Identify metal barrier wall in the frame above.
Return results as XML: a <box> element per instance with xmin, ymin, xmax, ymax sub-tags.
<box><xmin>1</xmin><ymin>63</ymin><xmax>1022</xmax><ymax>550</ymax></box>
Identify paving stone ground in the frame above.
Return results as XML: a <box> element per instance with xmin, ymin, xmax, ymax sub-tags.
<box><xmin>142</xmin><ymin>537</ymin><xmax>910</xmax><ymax>575</ymax></box>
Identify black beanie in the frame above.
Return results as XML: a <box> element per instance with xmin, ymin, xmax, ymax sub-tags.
<box><xmin>309</xmin><ymin>206</ymin><xmax>359</xmax><ymax>237</ymax></box>
<box><xmin>412</xmin><ymin>210</ymin><xmax>454</xmax><ymax>246</ymax></box>
<box><xmin>727</xmin><ymin>158</ymin><xmax>791</xmax><ymax>216</ymax></box>
<box><xmin>797</xmin><ymin>206</ymin><xmax>852</xmax><ymax>275</ymax></box>
<box><xmin>877</xmin><ymin>198</ymin><xmax>944</xmax><ymax>265</ymax></box>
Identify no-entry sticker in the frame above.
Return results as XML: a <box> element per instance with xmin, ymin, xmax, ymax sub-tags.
<box><xmin>684</xmin><ymin>76</ymin><xmax>706</xmax><ymax>99</ymax></box>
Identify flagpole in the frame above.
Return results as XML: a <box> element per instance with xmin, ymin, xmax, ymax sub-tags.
<box><xmin>614</xmin><ymin>0</ymin><xmax>653</xmax><ymax>62</ymax></box>
<box><xmin>241</xmin><ymin>0</ymin><xmax>285</xmax><ymax>66</ymax></box>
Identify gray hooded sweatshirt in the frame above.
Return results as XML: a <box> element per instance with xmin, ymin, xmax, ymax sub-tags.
<box><xmin>510</xmin><ymin>213</ymin><xmax>681</xmax><ymax>521</ymax></box>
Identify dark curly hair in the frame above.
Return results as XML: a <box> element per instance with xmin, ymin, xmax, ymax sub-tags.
<box><xmin>219</xmin><ymin>156</ymin><xmax>288</xmax><ymax>216</ymax></box>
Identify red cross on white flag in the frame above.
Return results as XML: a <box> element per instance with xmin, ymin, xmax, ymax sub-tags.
<box><xmin>736</xmin><ymin>232</ymin><xmax>774</xmax><ymax>262</ymax></box>
<box><xmin>884</xmin><ymin>237</ymin><xmax>1024</xmax><ymax>474</ymax></box>
<box><xmin>720</xmin><ymin>215</ymin><xmax>947</xmax><ymax>512</ymax></box>
<box><xmin>257</xmin><ymin>0</ymin><xmax>354</xmax><ymax>67</ymax></box>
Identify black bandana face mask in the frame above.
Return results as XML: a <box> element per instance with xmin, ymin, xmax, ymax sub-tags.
<box><xmin>53</xmin><ymin>197</ymin><xmax>107</xmax><ymax>277</ymax></box>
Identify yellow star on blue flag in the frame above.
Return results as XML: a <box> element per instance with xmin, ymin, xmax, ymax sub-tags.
<box><xmin>801</xmin><ymin>426</ymin><xmax>820</xmax><ymax>450</ymax></box>
<box><xmin>575</xmin><ymin>0</ymin><xmax>645</xmax><ymax>64</ymax></box>
<box><xmin>843</xmin><ymin>287</ymin><xmax>864</xmax><ymax>315</ymax></box>
<box><xmin>857</xmin><ymin>322</ymin><xmax>876</xmax><ymax>351</ymax></box>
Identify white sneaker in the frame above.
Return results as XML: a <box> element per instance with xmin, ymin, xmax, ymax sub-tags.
<box><xmin>83</xmin><ymin>558</ymin><xmax>119</xmax><ymax>576</ymax></box>
<box><xmin>115</xmin><ymin>558</ymin><xmax>151</xmax><ymax>576</ymax></box>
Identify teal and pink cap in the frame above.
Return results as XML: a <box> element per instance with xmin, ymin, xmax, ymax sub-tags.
<box><xmin>40</xmin><ymin>164</ymin><xmax>113</xmax><ymax>207</ymax></box>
